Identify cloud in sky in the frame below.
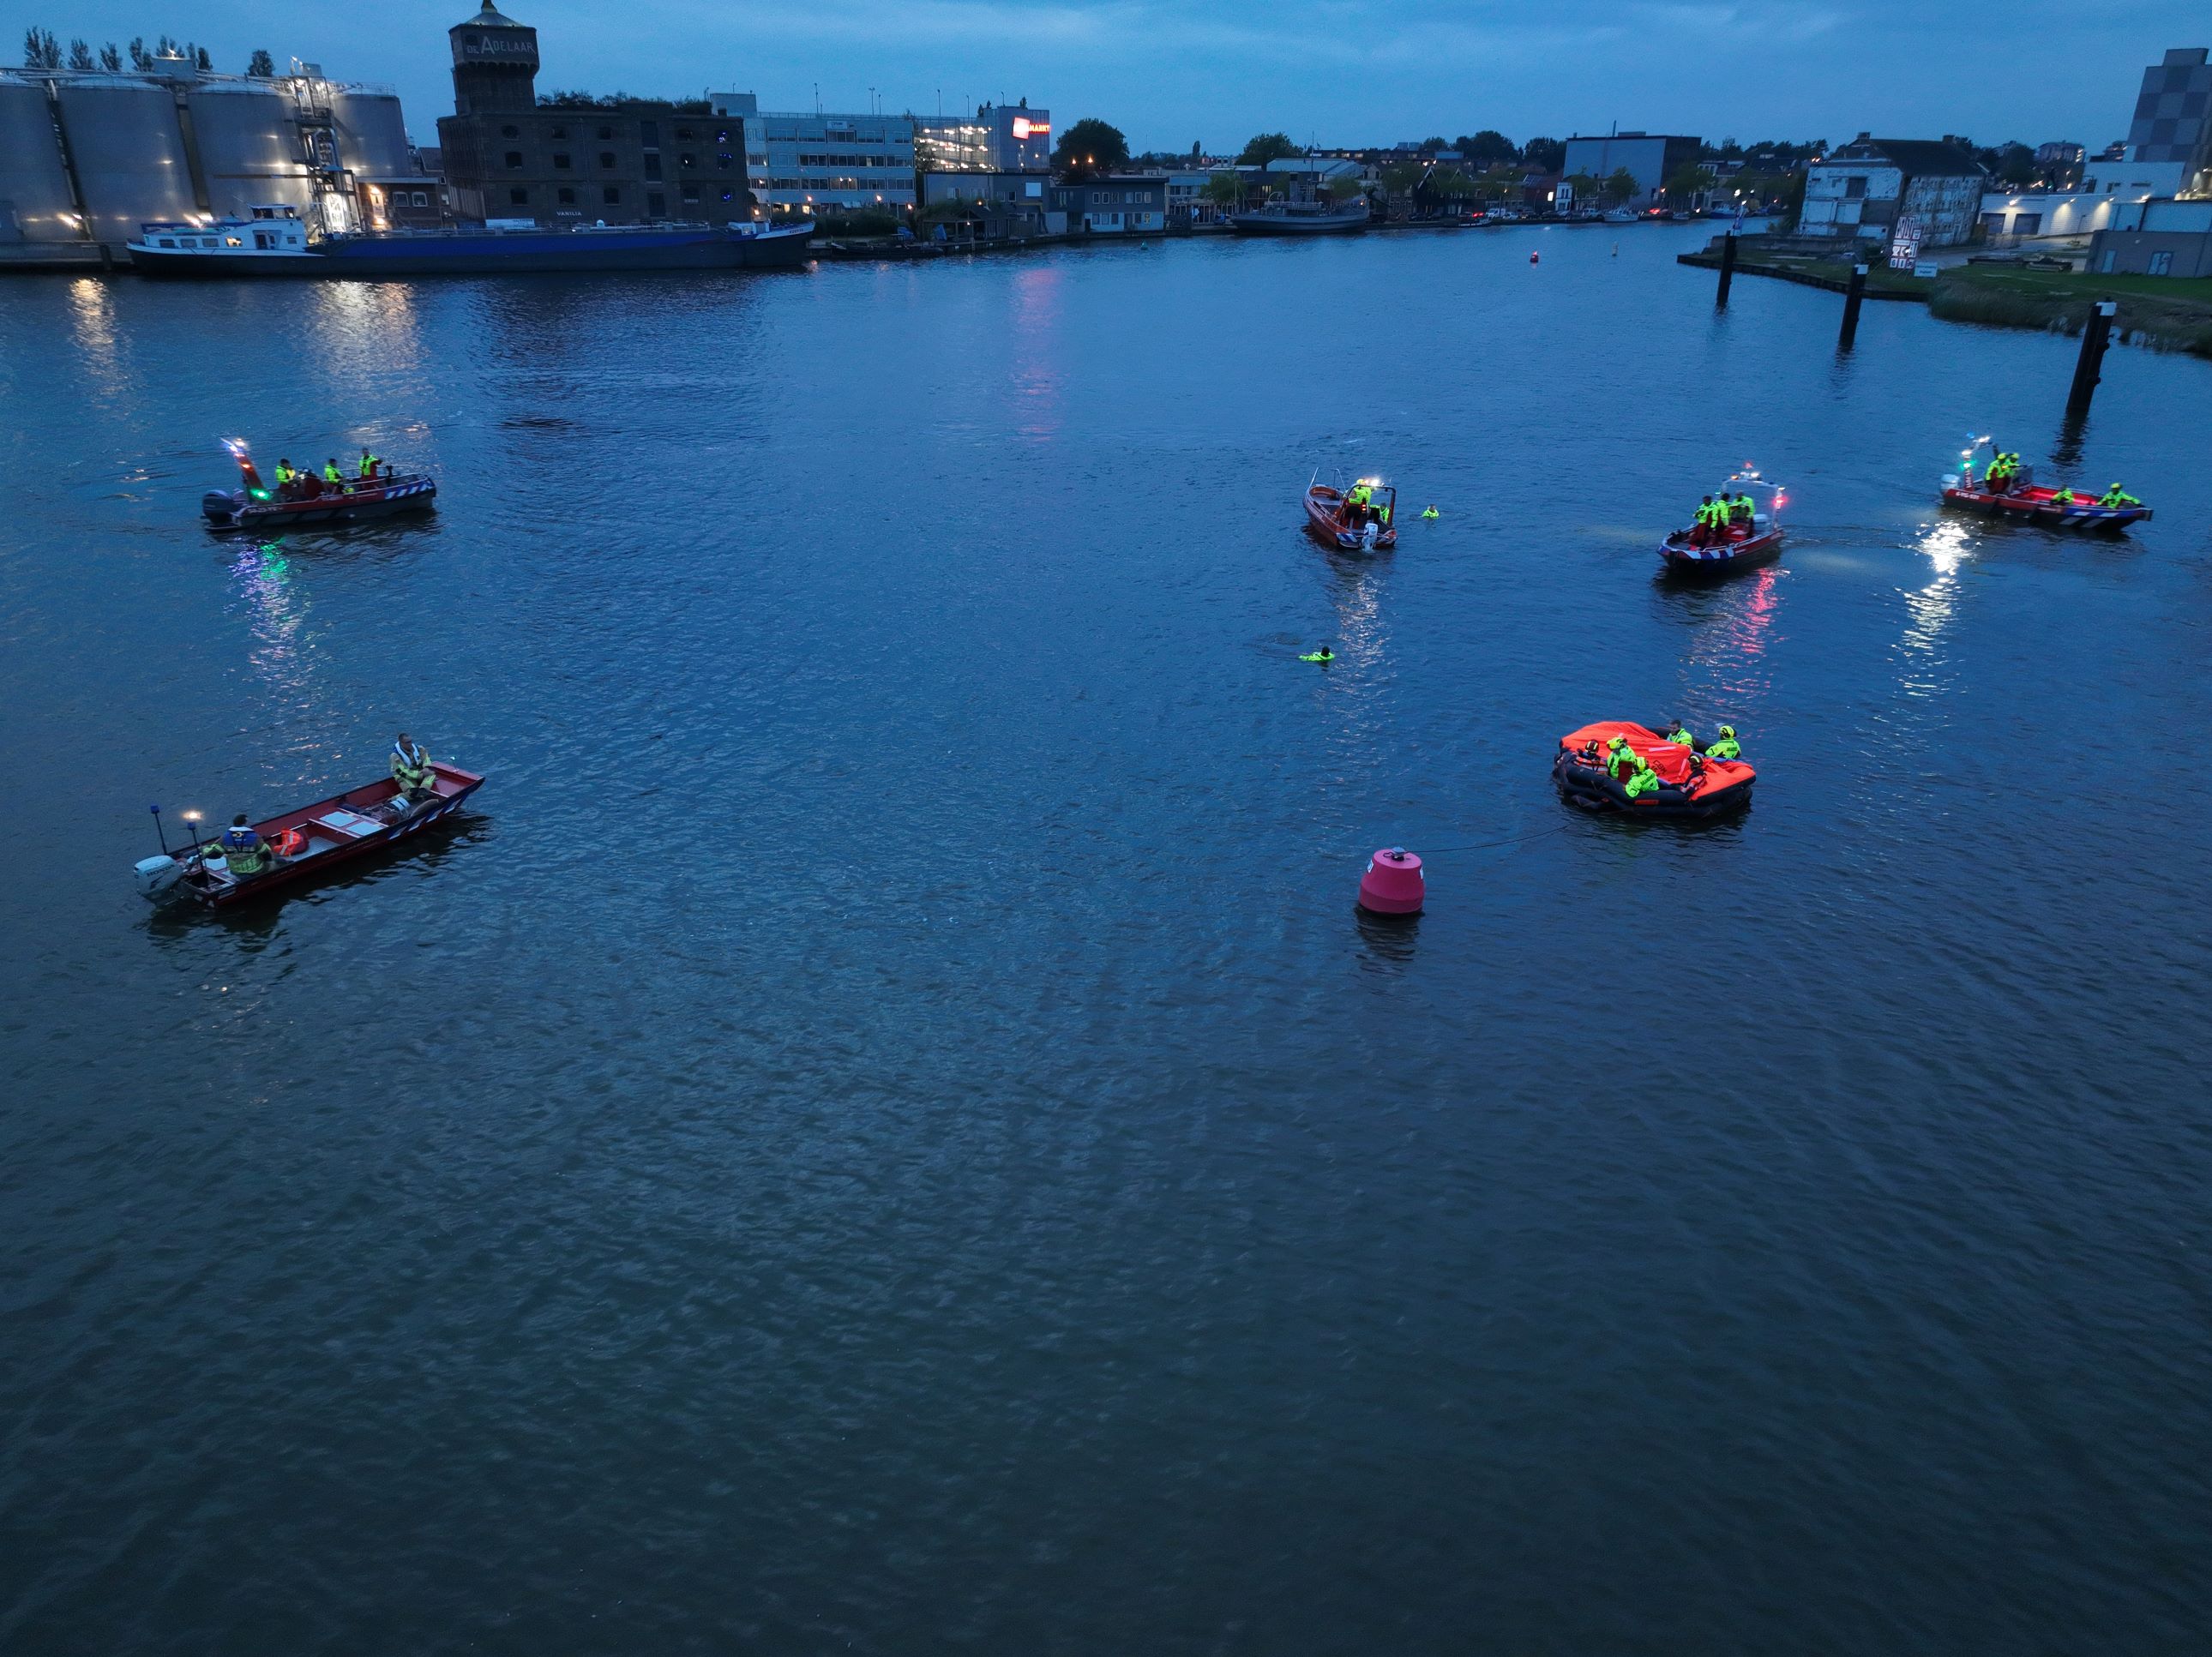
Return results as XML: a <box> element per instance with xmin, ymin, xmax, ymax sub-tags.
<box><xmin>8</xmin><ymin>0</ymin><xmax>2200</xmax><ymax>151</ymax></box>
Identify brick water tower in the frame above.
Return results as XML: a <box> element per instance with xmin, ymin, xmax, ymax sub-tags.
<box><xmin>448</xmin><ymin>1</ymin><xmax>538</xmax><ymax>117</ymax></box>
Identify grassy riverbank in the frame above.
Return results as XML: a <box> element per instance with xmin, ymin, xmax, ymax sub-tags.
<box><xmin>1675</xmin><ymin>245</ymin><xmax>1931</xmax><ymax>299</ymax></box>
<box><xmin>1927</xmin><ymin>267</ymin><xmax>2212</xmax><ymax>357</ymax></box>
<box><xmin>1680</xmin><ymin>237</ymin><xmax>2212</xmax><ymax>357</ymax></box>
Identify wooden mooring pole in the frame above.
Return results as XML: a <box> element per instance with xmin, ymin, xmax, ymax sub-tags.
<box><xmin>1837</xmin><ymin>263</ymin><xmax>1867</xmax><ymax>350</ymax></box>
<box><xmin>2065</xmin><ymin>299</ymin><xmax>2118</xmax><ymax>419</ymax></box>
<box><xmin>1715</xmin><ymin>231</ymin><xmax>1737</xmax><ymax>309</ymax></box>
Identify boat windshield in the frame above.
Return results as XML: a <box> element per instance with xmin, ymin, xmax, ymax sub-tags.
<box><xmin>1718</xmin><ymin>471</ymin><xmax>1785</xmax><ymax>514</ymax></box>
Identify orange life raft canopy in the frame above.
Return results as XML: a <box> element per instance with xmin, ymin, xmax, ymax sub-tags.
<box><xmin>1553</xmin><ymin>721</ymin><xmax>1755</xmax><ymax>819</ymax></box>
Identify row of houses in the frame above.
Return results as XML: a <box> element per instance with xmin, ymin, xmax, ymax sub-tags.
<box><xmin>1790</xmin><ymin>47</ymin><xmax>2212</xmax><ymax>275</ymax></box>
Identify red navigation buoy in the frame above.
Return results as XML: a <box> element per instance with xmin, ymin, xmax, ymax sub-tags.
<box><xmin>1529</xmin><ymin>249</ymin><xmax>1540</xmax><ymax>265</ymax></box>
<box><xmin>1357</xmin><ymin>847</ymin><xmax>1424</xmax><ymax>916</ymax></box>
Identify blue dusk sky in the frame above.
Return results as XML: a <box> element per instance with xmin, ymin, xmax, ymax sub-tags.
<box><xmin>7</xmin><ymin>0</ymin><xmax>2202</xmax><ymax>153</ymax></box>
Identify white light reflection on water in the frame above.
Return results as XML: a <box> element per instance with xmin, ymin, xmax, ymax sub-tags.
<box><xmin>299</xmin><ymin>284</ymin><xmax>434</xmax><ymax>466</ymax></box>
<box><xmin>64</xmin><ymin>278</ymin><xmax>129</xmax><ymax>404</ymax></box>
<box><xmin>1897</xmin><ymin>519</ymin><xmax>1972</xmax><ymax>698</ymax></box>
<box><xmin>306</xmin><ymin>281</ymin><xmax>428</xmax><ymax>377</ymax></box>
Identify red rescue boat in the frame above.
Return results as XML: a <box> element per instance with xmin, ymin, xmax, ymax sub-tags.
<box><xmin>1553</xmin><ymin>722</ymin><xmax>1754</xmax><ymax>819</ymax></box>
<box><xmin>202</xmin><ymin>439</ymin><xmax>437</xmax><ymax>532</ymax></box>
<box><xmin>1304</xmin><ymin>476</ymin><xmax>1398</xmax><ymax>552</ymax></box>
<box><xmin>1939</xmin><ymin>437</ymin><xmax>2152</xmax><ymax>531</ymax></box>
<box><xmin>1659</xmin><ymin>469</ymin><xmax>1786</xmax><ymax>573</ymax></box>
<box><xmin>135</xmin><ymin>761</ymin><xmax>484</xmax><ymax>909</ymax></box>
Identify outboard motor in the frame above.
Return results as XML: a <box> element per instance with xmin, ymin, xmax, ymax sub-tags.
<box><xmin>134</xmin><ymin>855</ymin><xmax>183</xmax><ymax>899</ymax></box>
<box><xmin>1360</xmin><ymin>519</ymin><xmax>1380</xmax><ymax>551</ymax></box>
<box><xmin>201</xmin><ymin>489</ymin><xmax>243</xmax><ymax>525</ymax></box>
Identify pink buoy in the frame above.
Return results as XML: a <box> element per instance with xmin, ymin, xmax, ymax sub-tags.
<box><xmin>1357</xmin><ymin>846</ymin><xmax>1424</xmax><ymax>916</ymax></box>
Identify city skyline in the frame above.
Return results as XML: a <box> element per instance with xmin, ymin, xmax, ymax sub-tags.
<box><xmin>6</xmin><ymin>0</ymin><xmax>2204</xmax><ymax>155</ymax></box>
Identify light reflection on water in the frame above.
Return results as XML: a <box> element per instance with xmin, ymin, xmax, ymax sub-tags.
<box><xmin>1898</xmin><ymin>518</ymin><xmax>1973</xmax><ymax>693</ymax></box>
<box><xmin>1660</xmin><ymin>561</ymin><xmax>1782</xmax><ymax>714</ymax></box>
<box><xmin>228</xmin><ymin>539</ymin><xmax>337</xmax><ymax>779</ymax></box>
<box><xmin>1008</xmin><ymin>264</ymin><xmax>1064</xmax><ymax>446</ymax></box>
<box><xmin>64</xmin><ymin>277</ymin><xmax>127</xmax><ymax>406</ymax></box>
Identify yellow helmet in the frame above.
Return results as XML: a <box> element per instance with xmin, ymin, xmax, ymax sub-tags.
<box><xmin>1718</xmin><ymin>724</ymin><xmax>1735</xmax><ymax>738</ymax></box>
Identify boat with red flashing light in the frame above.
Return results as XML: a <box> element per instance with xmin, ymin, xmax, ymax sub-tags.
<box><xmin>1659</xmin><ymin>469</ymin><xmax>1786</xmax><ymax>573</ymax></box>
<box><xmin>134</xmin><ymin>761</ymin><xmax>485</xmax><ymax>909</ymax></box>
<box><xmin>1304</xmin><ymin>476</ymin><xmax>1398</xmax><ymax>552</ymax></box>
<box><xmin>202</xmin><ymin>440</ymin><xmax>436</xmax><ymax>531</ymax></box>
<box><xmin>1939</xmin><ymin>437</ymin><xmax>2152</xmax><ymax>531</ymax></box>
<box><xmin>1553</xmin><ymin>721</ymin><xmax>1754</xmax><ymax>819</ymax></box>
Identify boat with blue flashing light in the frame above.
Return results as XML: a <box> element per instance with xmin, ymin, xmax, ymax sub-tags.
<box><xmin>128</xmin><ymin>203</ymin><xmax>814</xmax><ymax>278</ymax></box>
<box><xmin>202</xmin><ymin>441</ymin><xmax>436</xmax><ymax>531</ymax></box>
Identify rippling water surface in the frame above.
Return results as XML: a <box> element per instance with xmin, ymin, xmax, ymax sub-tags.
<box><xmin>3</xmin><ymin>227</ymin><xmax>2210</xmax><ymax>1654</ymax></box>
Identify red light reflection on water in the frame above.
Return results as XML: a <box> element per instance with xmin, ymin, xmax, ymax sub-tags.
<box><xmin>1677</xmin><ymin>563</ymin><xmax>1782</xmax><ymax>708</ymax></box>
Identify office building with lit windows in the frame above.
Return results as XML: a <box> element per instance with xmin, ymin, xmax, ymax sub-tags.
<box><xmin>709</xmin><ymin>93</ymin><xmax>916</xmax><ymax>217</ymax></box>
<box><xmin>913</xmin><ymin>101</ymin><xmax>1051</xmax><ymax>173</ymax></box>
<box><xmin>437</xmin><ymin>3</ymin><xmax>754</xmax><ymax>225</ymax></box>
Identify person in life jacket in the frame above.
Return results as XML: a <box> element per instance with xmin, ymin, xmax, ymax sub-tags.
<box><xmin>1689</xmin><ymin>495</ymin><xmax>1716</xmax><ymax>546</ymax></box>
<box><xmin>1731</xmin><ymin>493</ymin><xmax>1755</xmax><ymax>531</ymax></box>
<box><xmin>1421</xmin><ymin>505</ymin><xmax>1440</xmax><ymax>519</ymax></box>
<box><xmin>1707</xmin><ymin>723</ymin><xmax>1741</xmax><ymax>760</ymax></box>
<box><xmin>2052</xmin><ymin>487</ymin><xmax>2077</xmax><ymax>507</ymax></box>
<box><xmin>391</xmin><ymin>732</ymin><xmax>435</xmax><ymax>802</ymax></box>
<box><xmin>220</xmin><ymin>813</ymin><xmax>269</xmax><ymax>876</ymax></box>
<box><xmin>2097</xmin><ymin>483</ymin><xmax>2141</xmax><ymax>507</ymax></box>
<box><xmin>1987</xmin><ymin>452</ymin><xmax>2018</xmax><ymax>492</ymax></box>
<box><xmin>1665</xmin><ymin>720</ymin><xmax>1697</xmax><ymax>748</ymax></box>
<box><xmin>322</xmin><ymin>458</ymin><xmax>344</xmax><ymax>485</ymax></box>
<box><xmin>1299</xmin><ymin>645</ymin><xmax>1334</xmax><ymax>663</ymax></box>
<box><xmin>273</xmin><ymin>459</ymin><xmax>296</xmax><ymax>486</ymax></box>
<box><xmin>1604</xmin><ymin>734</ymin><xmax>1636</xmax><ymax>780</ymax></box>
<box><xmin>1622</xmin><ymin>753</ymin><xmax>1662</xmax><ymax>800</ymax></box>
<box><xmin>358</xmin><ymin>448</ymin><xmax>381</xmax><ymax>479</ymax></box>
<box><xmin>1345</xmin><ymin>482</ymin><xmax>1373</xmax><ymax>525</ymax></box>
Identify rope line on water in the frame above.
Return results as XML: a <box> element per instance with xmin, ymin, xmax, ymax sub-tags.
<box><xmin>1379</xmin><ymin>822</ymin><xmax>1567</xmax><ymax>857</ymax></box>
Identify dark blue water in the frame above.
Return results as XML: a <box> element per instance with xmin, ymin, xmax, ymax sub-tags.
<box><xmin>4</xmin><ymin>226</ymin><xmax>2210</xmax><ymax>1654</ymax></box>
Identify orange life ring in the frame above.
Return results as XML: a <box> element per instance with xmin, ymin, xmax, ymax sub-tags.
<box><xmin>271</xmin><ymin>827</ymin><xmax>307</xmax><ymax>857</ymax></box>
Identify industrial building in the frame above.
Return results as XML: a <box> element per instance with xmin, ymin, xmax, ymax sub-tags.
<box><xmin>1559</xmin><ymin>132</ymin><xmax>1703</xmax><ymax>208</ymax></box>
<box><xmin>0</xmin><ymin>61</ymin><xmax>421</xmax><ymax>261</ymax></box>
<box><xmin>2084</xmin><ymin>46</ymin><xmax>2212</xmax><ymax>201</ymax></box>
<box><xmin>440</xmin><ymin>4</ymin><xmax>751</xmax><ymax>225</ymax></box>
<box><xmin>1797</xmin><ymin>135</ymin><xmax>1986</xmax><ymax>249</ymax></box>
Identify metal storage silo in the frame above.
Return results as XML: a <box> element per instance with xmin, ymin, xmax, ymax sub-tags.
<box><xmin>0</xmin><ymin>77</ymin><xmax>79</xmax><ymax>243</ymax></box>
<box><xmin>54</xmin><ymin>78</ymin><xmax>199</xmax><ymax>246</ymax></box>
<box><xmin>331</xmin><ymin>89</ymin><xmax>413</xmax><ymax>177</ymax></box>
<box><xmin>188</xmin><ymin>83</ymin><xmax>314</xmax><ymax>219</ymax></box>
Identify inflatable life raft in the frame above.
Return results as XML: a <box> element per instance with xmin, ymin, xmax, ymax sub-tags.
<box><xmin>1553</xmin><ymin>721</ymin><xmax>1754</xmax><ymax>819</ymax></box>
